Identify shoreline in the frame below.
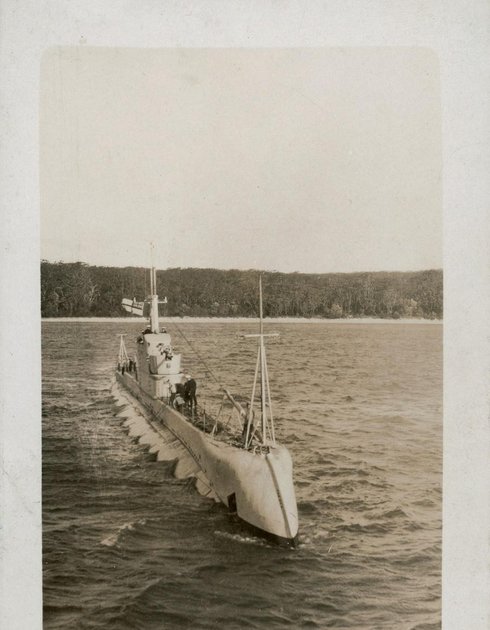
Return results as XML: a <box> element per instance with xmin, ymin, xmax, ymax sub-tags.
<box><xmin>41</xmin><ymin>316</ymin><xmax>442</xmax><ymax>325</ymax></box>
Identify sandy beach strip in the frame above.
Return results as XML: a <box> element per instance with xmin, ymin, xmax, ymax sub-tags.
<box><xmin>42</xmin><ymin>316</ymin><xmax>442</xmax><ymax>325</ymax></box>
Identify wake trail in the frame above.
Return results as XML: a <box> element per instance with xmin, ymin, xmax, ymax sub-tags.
<box><xmin>110</xmin><ymin>380</ymin><xmax>218</xmax><ymax>499</ymax></box>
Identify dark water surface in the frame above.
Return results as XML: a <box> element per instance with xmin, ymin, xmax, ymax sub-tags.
<box><xmin>42</xmin><ymin>321</ymin><xmax>442</xmax><ymax>629</ymax></box>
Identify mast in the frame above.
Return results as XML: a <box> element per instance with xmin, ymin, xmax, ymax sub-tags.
<box><xmin>259</xmin><ymin>276</ymin><xmax>267</xmax><ymax>441</ymax></box>
<box><xmin>117</xmin><ymin>334</ymin><xmax>129</xmax><ymax>365</ymax></box>
<box><xmin>149</xmin><ymin>242</ymin><xmax>159</xmax><ymax>333</ymax></box>
<box><xmin>121</xmin><ymin>244</ymin><xmax>167</xmax><ymax>326</ymax></box>
<box><xmin>242</xmin><ymin>275</ymin><xmax>278</xmax><ymax>448</ymax></box>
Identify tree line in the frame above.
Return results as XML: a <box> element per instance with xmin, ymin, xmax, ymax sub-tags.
<box><xmin>40</xmin><ymin>261</ymin><xmax>443</xmax><ymax>319</ymax></box>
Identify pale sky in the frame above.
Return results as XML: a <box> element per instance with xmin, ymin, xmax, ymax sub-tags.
<box><xmin>40</xmin><ymin>47</ymin><xmax>442</xmax><ymax>273</ymax></box>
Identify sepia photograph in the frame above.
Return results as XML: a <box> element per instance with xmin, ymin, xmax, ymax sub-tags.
<box><xmin>40</xmin><ymin>47</ymin><xmax>442</xmax><ymax>629</ymax></box>
<box><xmin>1</xmin><ymin>3</ymin><xmax>489</xmax><ymax>630</ymax></box>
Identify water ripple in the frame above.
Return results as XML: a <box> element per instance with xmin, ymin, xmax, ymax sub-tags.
<box><xmin>43</xmin><ymin>321</ymin><xmax>442</xmax><ymax>629</ymax></box>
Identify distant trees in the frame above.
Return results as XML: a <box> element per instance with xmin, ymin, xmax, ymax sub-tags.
<box><xmin>40</xmin><ymin>261</ymin><xmax>443</xmax><ymax>319</ymax></box>
<box><xmin>40</xmin><ymin>261</ymin><xmax>98</xmax><ymax>316</ymax></box>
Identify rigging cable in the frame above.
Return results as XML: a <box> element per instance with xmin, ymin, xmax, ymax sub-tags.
<box><xmin>170</xmin><ymin>322</ymin><xmax>225</xmax><ymax>390</ymax></box>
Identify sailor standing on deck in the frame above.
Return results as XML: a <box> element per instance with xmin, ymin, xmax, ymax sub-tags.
<box><xmin>184</xmin><ymin>375</ymin><xmax>197</xmax><ymax>410</ymax></box>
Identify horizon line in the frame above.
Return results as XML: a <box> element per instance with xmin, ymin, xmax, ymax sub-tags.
<box><xmin>40</xmin><ymin>258</ymin><xmax>443</xmax><ymax>276</ymax></box>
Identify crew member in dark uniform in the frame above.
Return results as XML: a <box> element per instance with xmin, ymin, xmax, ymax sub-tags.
<box><xmin>184</xmin><ymin>375</ymin><xmax>197</xmax><ymax>410</ymax></box>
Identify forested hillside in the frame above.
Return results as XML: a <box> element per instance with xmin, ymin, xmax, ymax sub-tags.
<box><xmin>40</xmin><ymin>261</ymin><xmax>443</xmax><ymax>319</ymax></box>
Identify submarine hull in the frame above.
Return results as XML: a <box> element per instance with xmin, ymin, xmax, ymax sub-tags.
<box><xmin>116</xmin><ymin>371</ymin><xmax>299</xmax><ymax>544</ymax></box>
